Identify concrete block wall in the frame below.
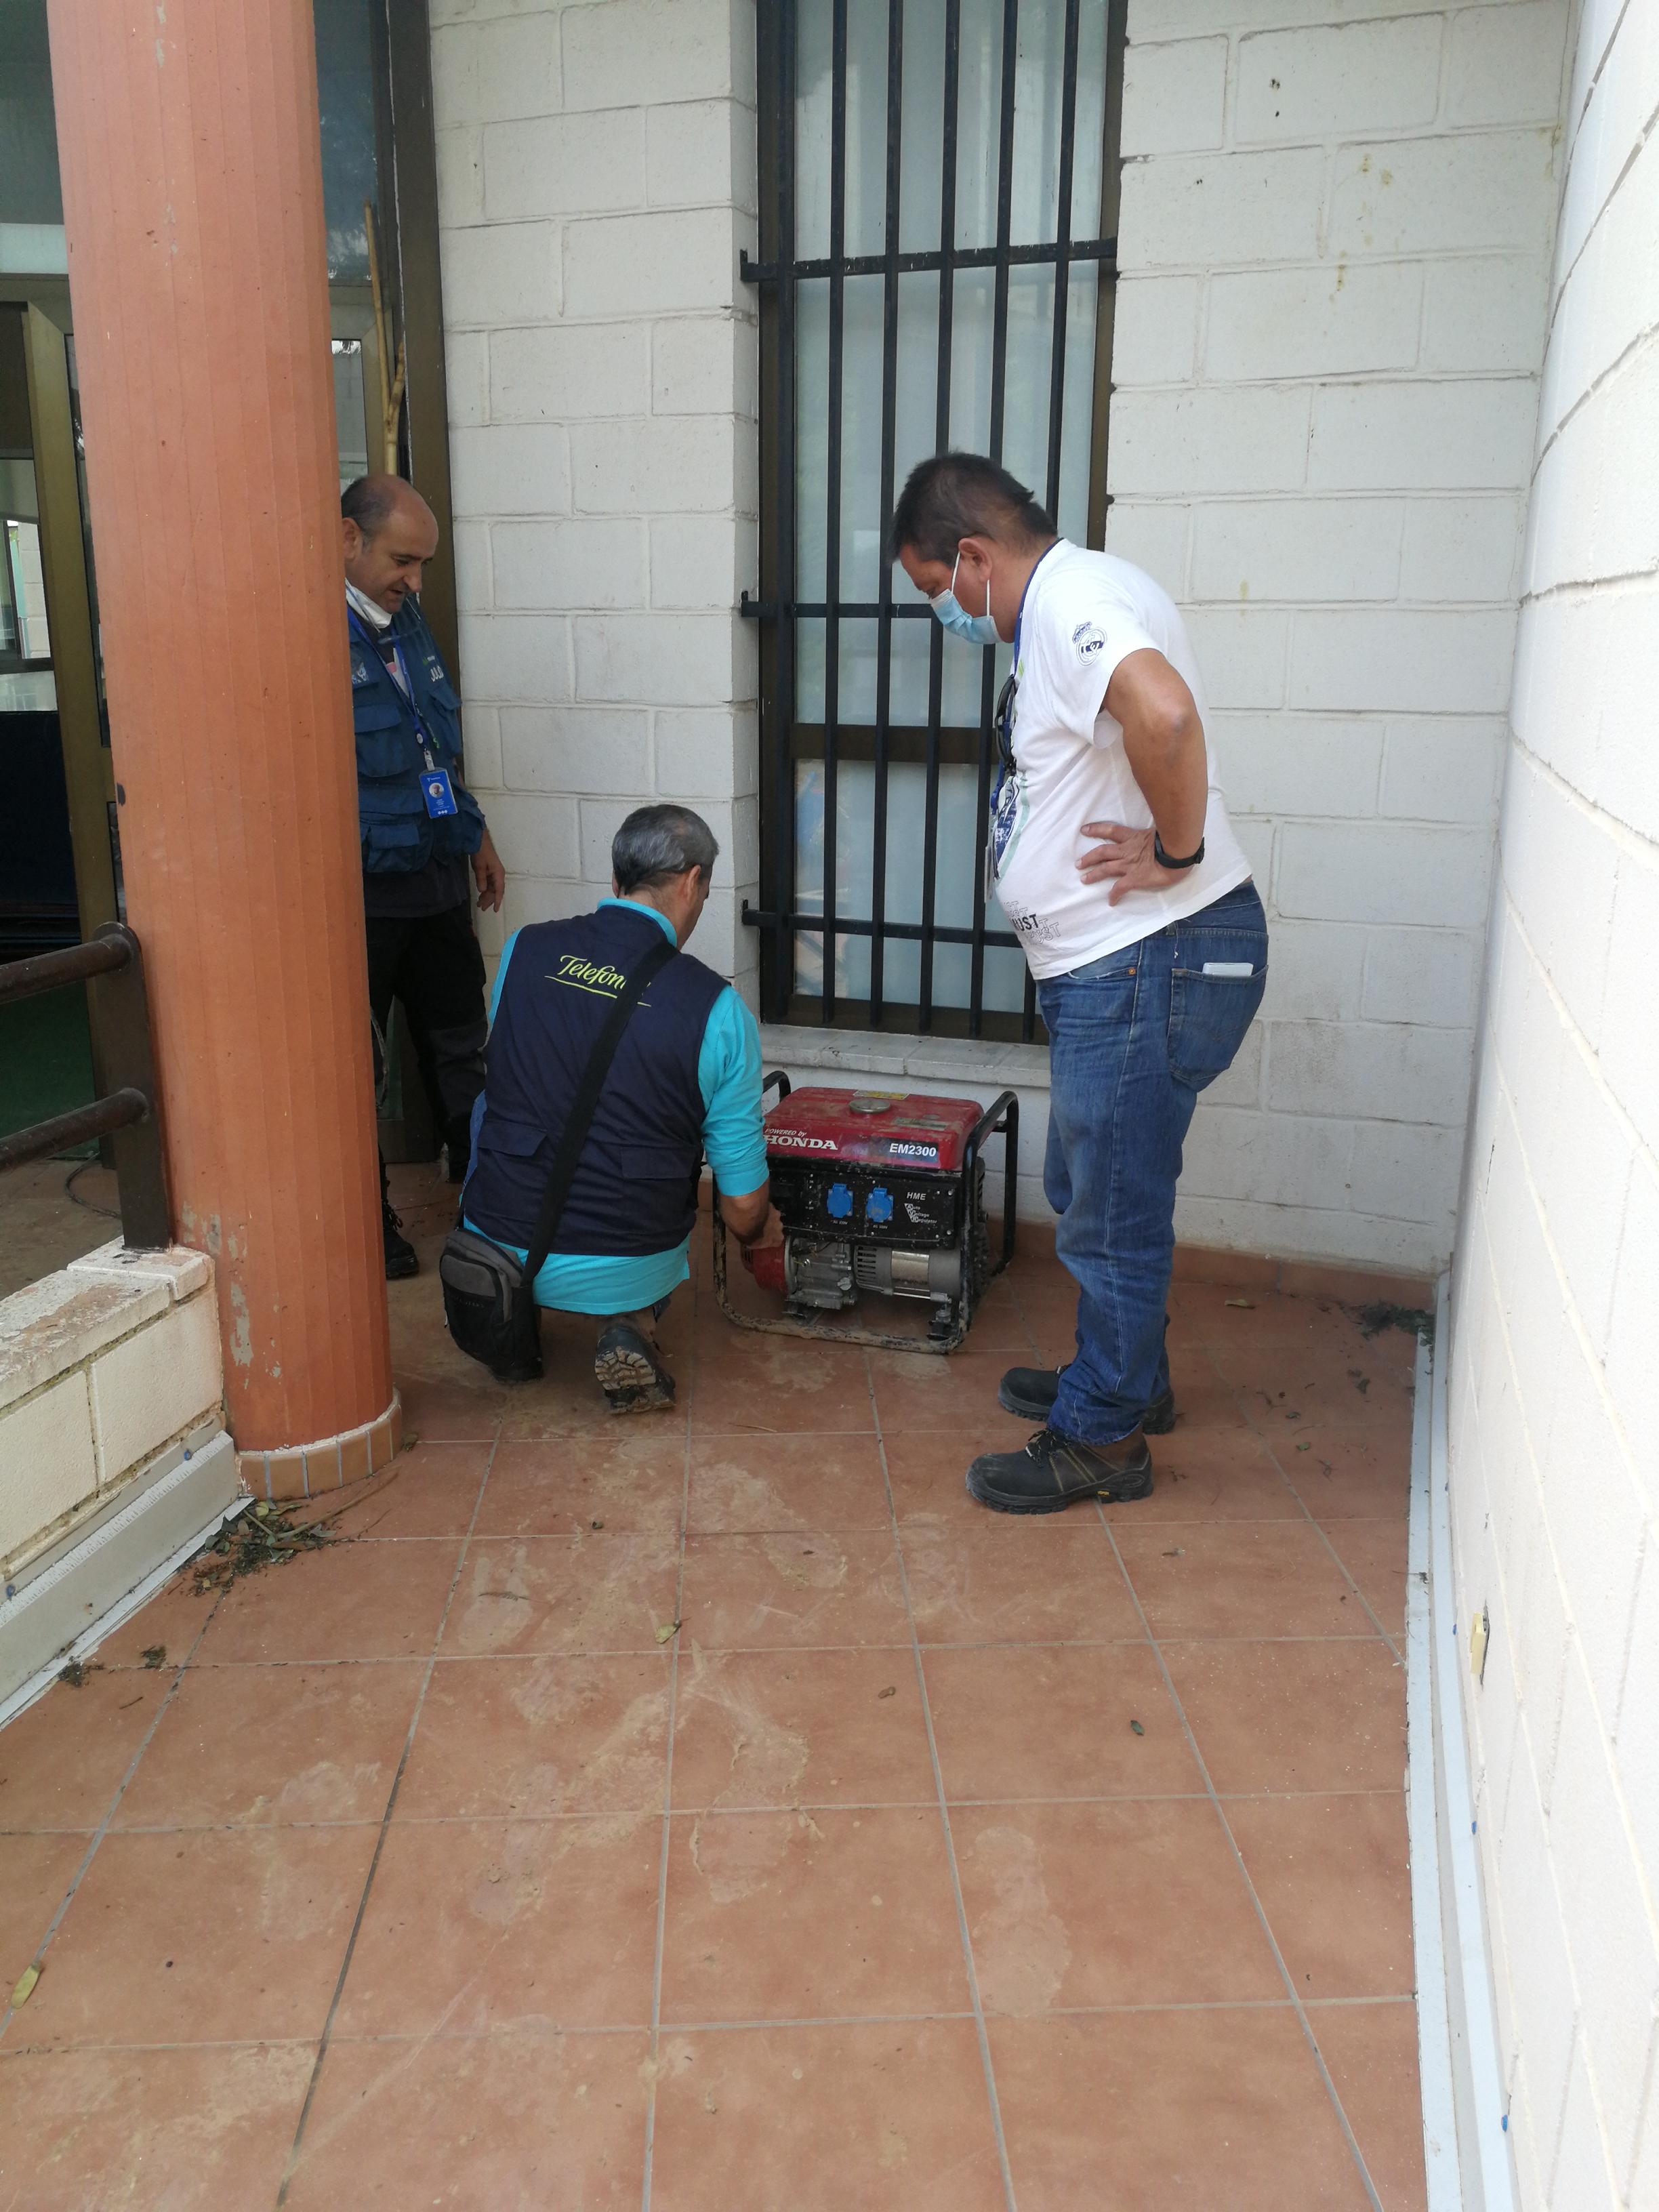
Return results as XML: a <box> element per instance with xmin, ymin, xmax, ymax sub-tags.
<box><xmin>431</xmin><ymin>0</ymin><xmax>760</xmax><ymax>1000</ymax></box>
<box><xmin>1446</xmin><ymin>1</ymin><xmax>1659</xmax><ymax>2202</ymax></box>
<box><xmin>1111</xmin><ymin>0</ymin><xmax>1570</xmax><ymax>1275</ymax></box>
<box><xmin>0</xmin><ymin>1243</ymin><xmax>225</xmax><ymax>1580</ymax></box>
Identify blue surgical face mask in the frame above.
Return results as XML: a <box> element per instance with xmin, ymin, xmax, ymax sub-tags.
<box><xmin>928</xmin><ymin>550</ymin><xmax>1001</xmax><ymax>647</ymax></box>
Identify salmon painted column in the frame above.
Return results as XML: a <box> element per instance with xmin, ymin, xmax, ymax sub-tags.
<box><xmin>46</xmin><ymin>0</ymin><xmax>398</xmax><ymax>1494</ymax></box>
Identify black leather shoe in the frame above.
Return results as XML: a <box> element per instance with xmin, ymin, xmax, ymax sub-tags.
<box><xmin>966</xmin><ymin>1426</ymin><xmax>1154</xmax><ymax>1515</ymax></box>
<box><xmin>998</xmin><ymin>1364</ymin><xmax>1176</xmax><ymax>1433</ymax></box>
<box><xmin>383</xmin><ymin>1202</ymin><xmax>419</xmax><ymax>1281</ymax></box>
<box><xmin>594</xmin><ymin>1324</ymin><xmax>676</xmax><ymax>1413</ymax></box>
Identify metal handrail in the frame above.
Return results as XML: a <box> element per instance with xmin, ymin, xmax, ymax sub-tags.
<box><xmin>0</xmin><ymin>922</ymin><xmax>171</xmax><ymax>1248</ymax></box>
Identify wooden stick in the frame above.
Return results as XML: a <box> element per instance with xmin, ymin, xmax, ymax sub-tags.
<box><xmin>364</xmin><ymin>199</ymin><xmax>399</xmax><ymax>470</ymax></box>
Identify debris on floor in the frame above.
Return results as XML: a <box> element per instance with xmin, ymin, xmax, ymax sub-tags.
<box><xmin>188</xmin><ymin>1502</ymin><xmax>340</xmax><ymax>1594</ymax></box>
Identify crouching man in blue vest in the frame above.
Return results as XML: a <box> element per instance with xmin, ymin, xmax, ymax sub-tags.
<box><xmin>461</xmin><ymin>805</ymin><xmax>773</xmax><ymax>1411</ymax></box>
<box><xmin>344</xmin><ymin>474</ymin><xmax>507</xmax><ymax>1281</ymax></box>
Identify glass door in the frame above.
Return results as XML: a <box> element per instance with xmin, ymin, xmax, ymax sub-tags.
<box><xmin>0</xmin><ymin>300</ymin><xmax>114</xmax><ymax>962</ymax></box>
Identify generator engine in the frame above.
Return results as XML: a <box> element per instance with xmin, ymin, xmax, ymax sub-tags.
<box><xmin>732</xmin><ymin>1081</ymin><xmax>1019</xmax><ymax>1351</ymax></box>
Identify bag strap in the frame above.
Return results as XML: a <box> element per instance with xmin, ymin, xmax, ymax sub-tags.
<box><xmin>520</xmin><ymin>929</ymin><xmax>678</xmax><ymax>1285</ymax></box>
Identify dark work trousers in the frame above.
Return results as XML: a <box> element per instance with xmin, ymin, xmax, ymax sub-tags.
<box><xmin>366</xmin><ymin>901</ymin><xmax>489</xmax><ymax>1189</ymax></box>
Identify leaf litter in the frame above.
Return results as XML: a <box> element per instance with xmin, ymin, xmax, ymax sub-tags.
<box><xmin>189</xmin><ymin>1502</ymin><xmax>341</xmax><ymax>1594</ymax></box>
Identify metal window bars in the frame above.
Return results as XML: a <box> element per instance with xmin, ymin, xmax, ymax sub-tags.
<box><xmin>743</xmin><ymin>0</ymin><xmax>1127</xmax><ymax>1042</ymax></box>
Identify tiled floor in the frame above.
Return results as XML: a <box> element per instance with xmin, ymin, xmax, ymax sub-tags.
<box><xmin>0</xmin><ymin>1164</ymin><xmax>1427</xmax><ymax>2209</ymax></box>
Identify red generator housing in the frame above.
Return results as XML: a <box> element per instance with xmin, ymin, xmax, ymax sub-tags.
<box><xmin>715</xmin><ymin>1076</ymin><xmax>1018</xmax><ymax>1353</ymax></box>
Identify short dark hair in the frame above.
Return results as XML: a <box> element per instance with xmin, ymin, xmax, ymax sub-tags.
<box><xmin>612</xmin><ymin>804</ymin><xmax>719</xmax><ymax>895</ymax></box>
<box><xmin>888</xmin><ymin>452</ymin><xmax>1056</xmax><ymax>565</ymax></box>
<box><xmin>341</xmin><ymin>475</ymin><xmax>403</xmax><ymax>537</ymax></box>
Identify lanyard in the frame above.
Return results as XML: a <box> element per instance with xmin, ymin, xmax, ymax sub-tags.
<box><xmin>348</xmin><ymin>606</ymin><xmax>438</xmax><ymax>771</ymax></box>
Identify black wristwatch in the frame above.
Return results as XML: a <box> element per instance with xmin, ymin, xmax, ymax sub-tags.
<box><xmin>1153</xmin><ymin>832</ymin><xmax>1204</xmax><ymax>870</ymax></box>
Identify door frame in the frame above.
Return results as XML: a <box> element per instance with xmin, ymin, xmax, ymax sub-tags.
<box><xmin>16</xmin><ymin>300</ymin><xmax>116</xmax><ymax>943</ymax></box>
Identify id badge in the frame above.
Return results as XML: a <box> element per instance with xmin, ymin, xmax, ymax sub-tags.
<box><xmin>420</xmin><ymin>766</ymin><xmax>459</xmax><ymax>819</ymax></box>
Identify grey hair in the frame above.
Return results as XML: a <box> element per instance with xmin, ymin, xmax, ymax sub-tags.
<box><xmin>612</xmin><ymin>804</ymin><xmax>718</xmax><ymax>894</ymax></box>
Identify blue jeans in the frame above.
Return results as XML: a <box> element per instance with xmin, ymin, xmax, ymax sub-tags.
<box><xmin>1039</xmin><ymin>880</ymin><xmax>1268</xmax><ymax>1446</ymax></box>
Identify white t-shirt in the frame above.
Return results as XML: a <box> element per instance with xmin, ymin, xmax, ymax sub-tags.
<box><xmin>988</xmin><ymin>541</ymin><xmax>1251</xmax><ymax>980</ymax></box>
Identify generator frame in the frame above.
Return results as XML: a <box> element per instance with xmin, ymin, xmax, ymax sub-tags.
<box><xmin>712</xmin><ymin>1072</ymin><xmax>1020</xmax><ymax>1355</ymax></box>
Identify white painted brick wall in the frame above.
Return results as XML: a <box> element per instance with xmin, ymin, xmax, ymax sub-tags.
<box><xmin>1115</xmin><ymin>0</ymin><xmax>1569</xmax><ymax>1276</ymax></box>
<box><xmin>432</xmin><ymin>0</ymin><xmax>758</xmax><ymax>994</ymax></box>
<box><xmin>1446</xmin><ymin>1</ymin><xmax>1659</xmax><ymax>2200</ymax></box>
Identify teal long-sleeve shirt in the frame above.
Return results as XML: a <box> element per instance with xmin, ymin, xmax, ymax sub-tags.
<box><xmin>466</xmin><ymin>899</ymin><xmax>767</xmax><ymax>1315</ymax></box>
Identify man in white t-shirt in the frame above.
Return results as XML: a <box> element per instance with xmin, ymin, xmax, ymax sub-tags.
<box><xmin>891</xmin><ymin>452</ymin><xmax>1268</xmax><ymax>1514</ymax></box>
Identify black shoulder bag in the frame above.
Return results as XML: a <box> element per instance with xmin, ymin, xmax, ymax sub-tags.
<box><xmin>438</xmin><ymin>933</ymin><xmax>677</xmax><ymax>1380</ymax></box>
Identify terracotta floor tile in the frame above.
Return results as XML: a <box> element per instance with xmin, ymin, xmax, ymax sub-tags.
<box><xmin>1111</xmin><ymin>1522</ymin><xmax>1375</xmax><ymax>1639</ymax></box>
<box><xmin>21</xmin><ymin>1826</ymin><xmax>377</xmax><ymax>2046</ymax></box>
<box><xmin>883</xmin><ymin>1431</ymin><xmax>1002</xmax><ymax>1528</ymax></box>
<box><xmin>679</xmin><ymin>1532</ymin><xmax>910</xmax><ymax>1650</ymax></box>
<box><xmin>1229</xmin><ymin>1793</ymin><xmax>1414</xmax><ymax>1999</ymax></box>
<box><xmin>1180</xmin><ymin>1284</ymin><xmax>1366</xmax><ymax>1341</ymax></box>
<box><xmin>659</xmin><ymin>1806</ymin><xmax>968</xmax><ymax>2022</ymax></box>
<box><xmin>194</xmin><ymin>1536</ymin><xmax>461</xmax><ymax>1666</ymax></box>
<box><xmin>398</xmin><ymin>1654</ymin><xmax>670</xmax><ymax>1819</ymax></box>
<box><xmin>476</xmin><ymin>1433</ymin><xmax>687</xmax><ymax>1538</ymax></box>
<box><xmin>0</xmin><ymin>1669</ymin><xmax>168</xmax><ymax>1831</ymax></box>
<box><xmin>495</xmin><ymin>1366</ymin><xmax>678</xmax><ymax>1441</ymax></box>
<box><xmin>323</xmin><ymin>1441</ymin><xmax>492</xmax><ymax>1539</ymax></box>
<box><xmin>687</xmin><ymin>1432</ymin><xmax>893</xmax><ymax>1534</ymax></box>
<box><xmin>0</xmin><ymin>2044</ymin><xmax>315</xmax><ymax>2210</ymax></box>
<box><xmin>1323</xmin><ymin>1519</ymin><xmax>1410</xmax><ymax>1637</ymax></box>
<box><xmin>671</xmin><ymin>1647</ymin><xmax>934</xmax><ymax>1810</ymax></box>
<box><xmin>989</xmin><ymin>2007</ymin><xmax>1372</xmax><ymax>2210</ymax></box>
<box><xmin>900</xmin><ymin>1521</ymin><xmax>1141</xmax><ymax>1645</ymax></box>
<box><xmin>0</xmin><ymin>1832</ymin><xmax>85</xmax><ymax>1995</ymax></box>
<box><xmin>1310</xmin><ymin>2000</ymin><xmax>1429</xmax><ymax>2210</ymax></box>
<box><xmin>1250</xmin><ymin>1382</ymin><xmax>1416</xmax><ymax>1461</ymax></box>
<box><xmin>1162</xmin><ymin>1637</ymin><xmax>1406</xmax><ymax>1796</ymax></box>
<box><xmin>113</xmin><ymin>1662</ymin><xmax>424</xmax><ymax>1830</ymax></box>
<box><xmin>1206</xmin><ymin>1319</ymin><xmax>1402</xmax><ymax>1386</ymax></box>
<box><xmin>649</xmin><ymin>2020</ymin><xmax>1006</xmax><ymax>2212</ymax></box>
<box><xmin>335</xmin><ymin>1813</ymin><xmax>660</xmax><ymax>2036</ymax></box>
<box><xmin>1100</xmin><ymin>1429</ymin><xmax>1300</xmax><ymax>1521</ymax></box>
<box><xmin>91</xmin><ymin>1572</ymin><xmax>221</xmax><ymax>1669</ymax></box>
<box><xmin>394</xmin><ymin>1374</ymin><xmax>505</xmax><ymax>1443</ymax></box>
<box><xmin>689</xmin><ymin>1336</ymin><xmax>876</xmax><ymax>1433</ymax></box>
<box><xmin>283</xmin><ymin>2030</ymin><xmax>650</xmax><ymax>2210</ymax></box>
<box><xmin>866</xmin><ymin>1346</ymin><xmax>1036</xmax><ymax>1436</ymax></box>
<box><xmin>1131</xmin><ymin>1358</ymin><xmax>1252</xmax><ymax>1437</ymax></box>
<box><xmin>1235</xmin><ymin>1351</ymin><xmax>1415</xmax><ymax>1439</ymax></box>
<box><xmin>922</xmin><ymin>1642</ymin><xmax>1201</xmax><ymax>1803</ymax></box>
<box><xmin>1280</xmin><ymin>1424</ymin><xmax>1414</xmax><ymax>1520</ymax></box>
<box><xmin>954</xmin><ymin>1798</ymin><xmax>1280</xmax><ymax>2013</ymax></box>
<box><xmin>441</xmin><ymin>1534</ymin><xmax>682</xmax><ymax>1656</ymax></box>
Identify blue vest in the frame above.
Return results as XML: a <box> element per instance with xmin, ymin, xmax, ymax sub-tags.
<box><xmin>466</xmin><ymin>904</ymin><xmax>728</xmax><ymax>1258</ymax></box>
<box><xmin>350</xmin><ymin>597</ymin><xmax>485</xmax><ymax>873</ymax></box>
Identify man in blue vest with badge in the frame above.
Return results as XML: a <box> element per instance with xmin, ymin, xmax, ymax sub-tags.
<box><xmin>459</xmin><ymin>805</ymin><xmax>773</xmax><ymax>1410</ymax></box>
<box><xmin>342</xmin><ymin>474</ymin><xmax>506</xmax><ymax>1279</ymax></box>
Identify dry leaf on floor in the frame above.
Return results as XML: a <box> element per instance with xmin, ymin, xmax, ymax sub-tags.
<box><xmin>142</xmin><ymin>1645</ymin><xmax>167</xmax><ymax>1668</ymax></box>
<box><xmin>1129</xmin><ymin>1720</ymin><xmax>1145</xmax><ymax>1736</ymax></box>
<box><xmin>1225</xmin><ymin>1297</ymin><xmax>1254</xmax><ymax>1309</ymax></box>
<box><xmin>877</xmin><ymin>1685</ymin><xmax>897</xmax><ymax>1699</ymax></box>
<box><xmin>656</xmin><ymin>1621</ymin><xmax>680</xmax><ymax>1644</ymax></box>
<box><xmin>9</xmin><ymin>1965</ymin><xmax>39</xmax><ymax>2009</ymax></box>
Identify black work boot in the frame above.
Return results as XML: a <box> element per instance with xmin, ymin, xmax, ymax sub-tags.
<box><xmin>966</xmin><ymin>1426</ymin><xmax>1154</xmax><ymax>1515</ymax></box>
<box><xmin>383</xmin><ymin>1200</ymin><xmax>419</xmax><ymax>1281</ymax></box>
<box><xmin>998</xmin><ymin>1364</ymin><xmax>1176</xmax><ymax>1433</ymax></box>
<box><xmin>594</xmin><ymin>1322</ymin><xmax>676</xmax><ymax>1414</ymax></box>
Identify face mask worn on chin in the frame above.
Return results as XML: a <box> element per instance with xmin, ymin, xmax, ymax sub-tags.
<box><xmin>928</xmin><ymin>550</ymin><xmax>1001</xmax><ymax>647</ymax></box>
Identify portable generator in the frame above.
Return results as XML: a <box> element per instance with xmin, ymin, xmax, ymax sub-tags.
<box><xmin>712</xmin><ymin>1074</ymin><xmax>1019</xmax><ymax>1354</ymax></box>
